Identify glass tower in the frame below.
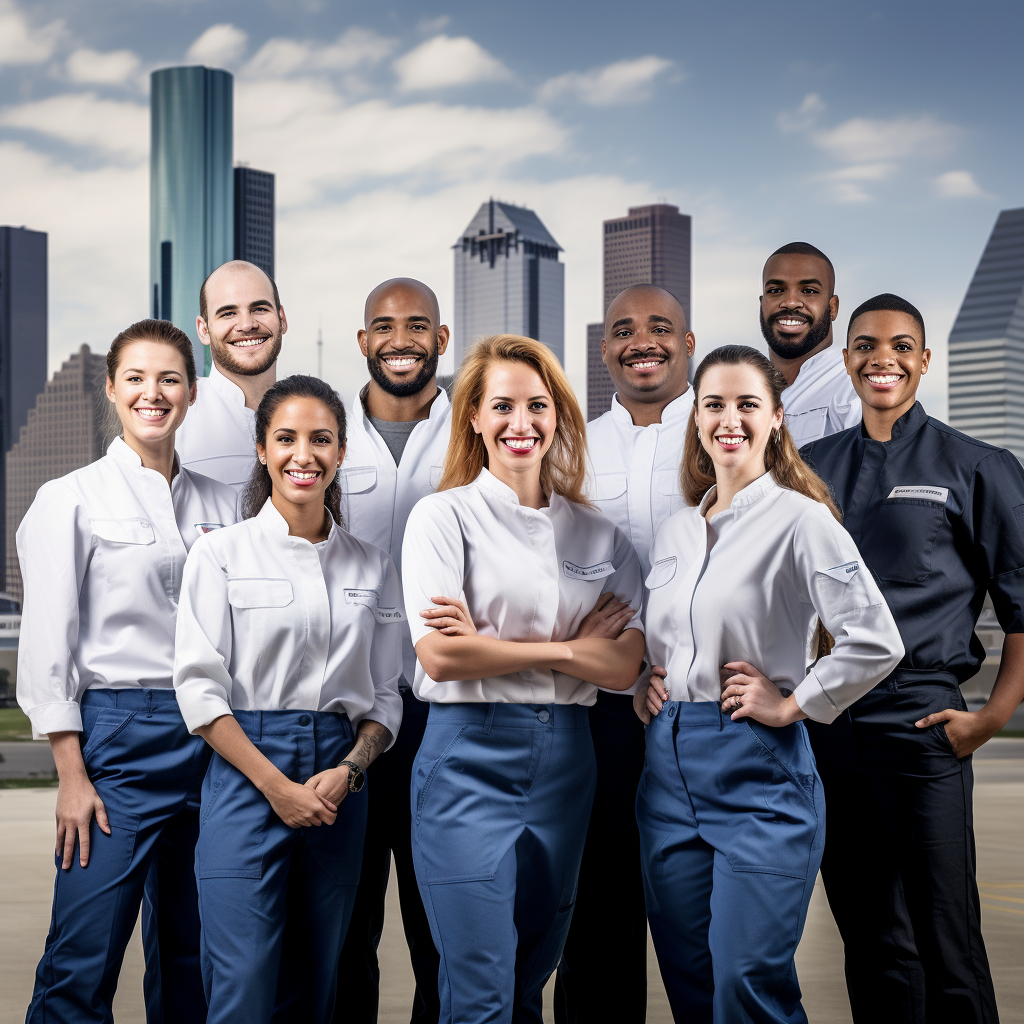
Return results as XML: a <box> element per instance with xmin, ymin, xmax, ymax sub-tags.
<box><xmin>150</xmin><ymin>66</ymin><xmax>233</xmax><ymax>375</ymax></box>
<box><xmin>234</xmin><ymin>166</ymin><xmax>275</xmax><ymax>279</ymax></box>
<box><xmin>948</xmin><ymin>207</ymin><xmax>1024</xmax><ymax>462</ymax></box>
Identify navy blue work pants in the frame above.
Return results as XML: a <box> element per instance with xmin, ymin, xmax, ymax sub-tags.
<box><xmin>196</xmin><ymin>709</ymin><xmax>367</xmax><ymax>1024</ymax></box>
<box><xmin>411</xmin><ymin>702</ymin><xmax>596</xmax><ymax>1024</ymax></box>
<box><xmin>26</xmin><ymin>687</ymin><xmax>209</xmax><ymax>1024</ymax></box>
<box><xmin>637</xmin><ymin>701</ymin><xmax>824</xmax><ymax>1024</ymax></box>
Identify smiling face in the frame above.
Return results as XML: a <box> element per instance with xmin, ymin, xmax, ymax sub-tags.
<box><xmin>359</xmin><ymin>280</ymin><xmax>449</xmax><ymax>399</ymax></box>
<box><xmin>470</xmin><ymin>360</ymin><xmax>556</xmax><ymax>489</ymax></box>
<box><xmin>106</xmin><ymin>340</ymin><xmax>195</xmax><ymax>448</ymax></box>
<box><xmin>696</xmin><ymin>363</ymin><xmax>783</xmax><ymax>478</ymax></box>
<box><xmin>844</xmin><ymin>309</ymin><xmax>929</xmax><ymax>415</ymax></box>
<box><xmin>198</xmin><ymin>263</ymin><xmax>286</xmax><ymax>377</ymax></box>
<box><xmin>602</xmin><ymin>286</ymin><xmax>695</xmax><ymax>405</ymax></box>
<box><xmin>759</xmin><ymin>253</ymin><xmax>839</xmax><ymax>361</ymax></box>
<box><xmin>257</xmin><ymin>396</ymin><xmax>345</xmax><ymax>514</ymax></box>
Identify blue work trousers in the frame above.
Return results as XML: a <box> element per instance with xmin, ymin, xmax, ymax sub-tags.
<box><xmin>196</xmin><ymin>709</ymin><xmax>367</xmax><ymax>1024</ymax></box>
<box><xmin>637</xmin><ymin>701</ymin><xmax>825</xmax><ymax>1024</ymax></box>
<box><xmin>26</xmin><ymin>687</ymin><xmax>210</xmax><ymax>1024</ymax></box>
<box><xmin>411</xmin><ymin>702</ymin><xmax>596</xmax><ymax>1024</ymax></box>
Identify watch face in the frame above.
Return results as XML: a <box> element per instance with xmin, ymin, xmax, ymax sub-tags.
<box><xmin>348</xmin><ymin>767</ymin><xmax>365</xmax><ymax>792</ymax></box>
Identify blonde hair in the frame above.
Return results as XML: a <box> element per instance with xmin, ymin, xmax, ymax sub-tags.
<box><xmin>439</xmin><ymin>335</ymin><xmax>590</xmax><ymax>505</ymax></box>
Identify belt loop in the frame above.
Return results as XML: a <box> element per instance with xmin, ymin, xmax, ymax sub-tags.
<box><xmin>257</xmin><ymin>711</ymin><xmax>264</xmax><ymax>742</ymax></box>
<box><xmin>147</xmin><ymin>690</ymin><xmax>154</xmax><ymax>718</ymax></box>
<box><xmin>717</xmin><ymin>701</ymin><xmax>724</xmax><ymax>731</ymax></box>
<box><xmin>483</xmin><ymin>703</ymin><xmax>496</xmax><ymax>736</ymax></box>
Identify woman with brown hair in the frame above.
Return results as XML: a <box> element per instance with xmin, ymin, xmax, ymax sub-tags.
<box><xmin>635</xmin><ymin>345</ymin><xmax>903</xmax><ymax>1023</ymax></box>
<box><xmin>401</xmin><ymin>335</ymin><xmax>646</xmax><ymax>1024</ymax></box>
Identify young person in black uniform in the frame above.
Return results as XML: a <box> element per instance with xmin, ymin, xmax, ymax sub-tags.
<box><xmin>801</xmin><ymin>293</ymin><xmax>1024</xmax><ymax>1024</ymax></box>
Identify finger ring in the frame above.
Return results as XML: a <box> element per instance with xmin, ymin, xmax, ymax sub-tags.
<box><xmin>732</xmin><ymin>697</ymin><xmax>742</xmax><ymax>708</ymax></box>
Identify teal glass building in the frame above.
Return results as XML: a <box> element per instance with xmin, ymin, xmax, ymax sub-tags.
<box><xmin>150</xmin><ymin>66</ymin><xmax>233</xmax><ymax>375</ymax></box>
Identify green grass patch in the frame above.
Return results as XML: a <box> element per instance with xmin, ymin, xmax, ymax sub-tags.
<box><xmin>0</xmin><ymin>777</ymin><xmax>58</xmax><ymax>788</ymax></box>
<box><xmin>0</xmin><ymin>706</ymin><xmax>32</xmax><ymax>741</ymax></box>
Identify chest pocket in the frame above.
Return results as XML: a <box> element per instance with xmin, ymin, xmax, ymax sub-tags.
<box><xmin>227</xmin><ymin>578</ymin><xmax>294</xmax><ymax>608</ymax></box>
<box><xmin>339</xmin><ymin>466</ymin><xmax>377</xmax><ymax>529</ymax></box>
<box><xmin>592</xmin><ymin>473</ymin><xmax>627</xmax><ymax>502</ymax></box>
<box><xmin>870</xmin><ymin>498</ymin><xmax>947</xmax><ymax>583</ymax></box>
<box><xmin>429</xmin><ymin>465</ymin><xmax>444</xmax><ymax>489</ymax></box>
<box><xmin>785</xmin><ymin>407</ymin><xmax>828</xmax><ymax>445</ymax></box>
<box><xmin>91</xmin><ymin>518</ymin><xmax>155</xmax><ymax>546</ymax></box>
<box><xmin>654</xmin><ymin>469</ymin><xmax>686</xmax><ymax>519</ymax></box>
<box><xmin>646</xmin><ymin>556</ymin><xmax>677</xmax><ymax>589</ymax></box>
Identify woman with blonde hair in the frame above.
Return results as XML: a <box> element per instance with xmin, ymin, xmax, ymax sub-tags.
<box><xmin>636</xmin><ymin>345</ymin><xmax>904</xmax><ymax>1023</ymax></box>
<box><xmin>402</xmin><ymin>335</ymin><xmax>646</xmax><ymax>1023</ymax></box>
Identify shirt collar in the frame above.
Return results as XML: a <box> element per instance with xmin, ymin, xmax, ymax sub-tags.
<box><xmin>108</xmin><ymin>435</ymin><xmax>183</xmax><ymax>484</ymax></box>
<box><xmin>208</xmin><ymin>365</ymin><xmax>248</xmax><ymax>408</ymax></box>
<box><xmin>609</xmin><ymin>388</ymin><xmax>693</xmax><ymax>427</ymax></box>
<box><xmin>357</xmin><ymin>383</ymin><xmax>451</xmax><ymax>424</ymax></box>
<box><xmin>255</xmin><ymin>497</ymin><xmax>338</xmax><ymax>542</ymax></box>
<box><xmin>700</xmin><ymin>471</ymin><xmax>778</xmax><ymax>519</ymax></box>
<box><xmin>860</xmin><ymin>400</ymin><xmax>928</xmax><ymax>446</ymax></box>
<box><xmin>784</xmin><ymin>343</ymin><xmax>844</xmax><ymax>396</ymax></box>
<box><xmin>473</xmin><ymin>467</ymin><xmax>564</xmax><ymax>514</ymax></box>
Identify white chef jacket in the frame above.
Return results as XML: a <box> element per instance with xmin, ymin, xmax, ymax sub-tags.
<box><xmin>175</xmin><ymin>365</ymin><xmax>257</xmax><ymax>491</ymax></box>
<box><xmin>340</xmin><ymin>386</ymin><xmax>452</xmax><ymax>686</ymax></box>
<box><xmin>781</xmin><ymin>343</ymin><xmax>861</xmax><ymax>447</ymax></box>
<box><xmin>644</xmin><ymin>473</ymin><xmax>903</xmax><ymax>724</ymax></box>
<box><xmin>16</xmin><ymin>437</ymin><xmax>238</xmax><ymax>737</ymax></box>
<box><xmin>402</xmin><ymin>468</ymin><xmax>645</xmax><ymax>705</ymax></box>
<box><xmin>173</xmin><ymin>498</ymin><xmax>404</xmax><ymax>745</ymax></box>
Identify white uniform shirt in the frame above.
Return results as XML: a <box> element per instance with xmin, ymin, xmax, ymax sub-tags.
<box><xmin>16</xmin><ymin>437</ymin><xmax>237</xmax><ymax>736</ymax></box>
<box><xmin>782</xmin><ymin>343</ymin><xmax>861</xmax><ymax>447</ymax></box>
<box><xmin>402</xmin><ymin>468</ymin><xmax>644</xmax><ymax>705</ymax></box>
<box><xmin>645</xmin><ymin>473</ymin><xmax>903</xmax><ymax>723</ymax></box>
<box><xmin>340</xmin><ymin>387</ymin><xmax>452</xmax><ymax>685</ymax></box>
<box><xmin>175</xmin><ymin>366</ymin><xmax>257</xmax><ymax>491</ymax></box>
<box><xmin>173</xmin><ymin>499</ymin><xmax>404</xmax><ymax>744</ymax></box>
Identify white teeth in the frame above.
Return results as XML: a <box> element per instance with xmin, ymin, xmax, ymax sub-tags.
<box><xmin>716</xmin><ymin>435</ymin><xmax>745</xmax><ymax>444</ymax></box>
<box><xmin>867</xmin><ymin>374</ymin><xmax>902</xmax><ymax>384</ymax></box>
<box><xmin>629</xmin><ymin>360</ymin><xmax>662</xmax><ymax>370</ymax></box>
<box><xmin>136</xmin><ymin>408</ymin><xmax>168</xmax><ymax>418</ymax></box>
<box><xmin>778</xmin><ymin>319</ymin><xmax>806</xmax><ymax>327</ymax></box>
<box><xmin>286</xmin><ymin>470</ymin><xmax>320</xmax><ymax>480</ymax></box>
<box><xmin>384</xmin><ymin>356</ymin><xmax>417</xmax><ymax>368</ymax></box>
<box><xmin>231</xmin><ymin>337</ymin><xmax>266</xmax><ymax>348</ymax></box>
<box><xmin>502</xmin><ymin>438</ymin><xmax>537</xmax><ymax>450</ymax></box>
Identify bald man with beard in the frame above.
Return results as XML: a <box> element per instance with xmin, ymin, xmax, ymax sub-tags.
<box><xmin>333</xmin><ymin>278</ymin><xmax>451</xmax><ymax>1024</ymax></box>
<box><xmin>555</xmin><ymin>285</ymin><xmax>695</xmax><ymax>1024</ymax></box>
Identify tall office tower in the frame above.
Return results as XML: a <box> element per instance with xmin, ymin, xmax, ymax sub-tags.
<box><xmin>0</xmin><ymin>226</ymin><xmax>48</xmax><ymax>578</ymax></box>
<box><xmin>5</xmin><ymin>345</ymin><xmax>112</xmax><ymax>602</ymax></box>
<box><xmin>948</xmin><ymin>207</ymin><xmax>1024</xmax><ymax>462</ymax></box>
<box><xmin>602</xmin><ymin>203</ymin><xmax>691</xmax><ymax>321</ymax></box>
<box><xmin>452</xmin><ymin>199</ymin><xmax>564</xmax><ymax>366</ymax></box>
<box><xmin>150</xmin><ymin>65</ymin><xmax>234</xmax><ymax>375</ymax></box>
<box><xmin>586</xmin><ymin>322</ymin><xmax>614</xmax><ymax>421</ymax></box>
<box><xmin>234</xmin><ymin>166</ymin><xmax>275</xmax><ymax>279</ymax></box>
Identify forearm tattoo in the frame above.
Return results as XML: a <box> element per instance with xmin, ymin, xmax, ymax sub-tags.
<box><xmin>342</xmin><ymin>722</ymin><xmax>392</xmax><ymax>770</ymax></box>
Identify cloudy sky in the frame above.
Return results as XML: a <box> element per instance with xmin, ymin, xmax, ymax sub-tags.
<box><xmin>1</xmin><ymin>0</ymin><xmax>1022</xmax><ymax>415</ymax></box>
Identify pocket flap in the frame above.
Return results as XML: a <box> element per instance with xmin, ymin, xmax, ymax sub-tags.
<box><xmin>646</xmin><ymin>556</ymin><xmax>678</xmax><ymax>589</ymax></box>
<box><xmin>654</xmin><ymin>469</ymin><xmax>683</xmax><ymax>496</ymax></box>
<box><xmin>429</xmin><ymin>465</ymin><xmax>444</xmax><ymax>488</ymax></box>
<box><xmin>90</xmin><ymin>518</ymin><xmax>155</xmax><ymax>545</ymax></box>
<box><xmin>592</xmin><ymin>473</ymin><xmax>627</xmax><ymax>500</ymax></box>
<box><xmin>817</xmin><ymin>561</ymin><xmax>860</xmax><ymax>584</ymax></box>
<box><xmin>227</xmin><ymin>578</ymin><xmax>294</xmax><ymax>608</ymax></box>
<box><xmin>340</xmin><ymin>466</ymin><xmax>377</xmax><ymax>494</ymax></box>
<box><xmin>563</xmin><ymin>560</ymin><xmax>614</xmax><ymax>581</ymax></box>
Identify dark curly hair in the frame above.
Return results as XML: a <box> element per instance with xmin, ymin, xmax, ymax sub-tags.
<box><xmin>241</xmin><ymin>375</ymin><xmax>348</xmax><ymax>525</ymax></box>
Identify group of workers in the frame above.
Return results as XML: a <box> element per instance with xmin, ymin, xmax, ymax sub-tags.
<box><xmin>16</xmin><ymin>240</ymin><xmax>1024</xmax><ymax>1024</ymax></box>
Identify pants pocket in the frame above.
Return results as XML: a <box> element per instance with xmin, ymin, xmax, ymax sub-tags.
<box><xmin>80</xmin><ymin>708</ymin><xmax>137</xmax><ymax>766</ymax></box>
<box><xmin>413</xmin><ymin>725</ymin><xmax>467</xmax><ymax>825</ymax></box>
<box><xmin>196</xmin><ymin>759</ymin><xmax>270</xmax><ymax>879</ymax></box>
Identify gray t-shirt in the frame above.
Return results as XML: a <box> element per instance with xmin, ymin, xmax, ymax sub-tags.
<box><xmin>368</xmin><ymin>415</ymin><xmax>419</xmax><ymax>465</ymax></box>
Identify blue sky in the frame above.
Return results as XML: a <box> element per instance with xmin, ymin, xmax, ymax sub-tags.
<box><xmin>1</xmin><ymin>0</ymin><xmax>1021</xmax><ymax>414</ymax></box>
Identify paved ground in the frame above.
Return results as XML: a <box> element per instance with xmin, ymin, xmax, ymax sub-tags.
<box><xmin>2</xmin><ymin>740</ymin><xmax>1022</xmax><ymax>1023</ymax></box>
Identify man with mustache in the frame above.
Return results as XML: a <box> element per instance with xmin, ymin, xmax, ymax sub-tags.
<box><xmin>333</xmin><ymin>278</ymin><xmax>451</xmax><ymax>1024</ymax></box>
<box><xmin>177</xmin><ymin>259</ymin><xmax>287</xmax><ymax>489</ymax></box>
<box><xmin>760</xmin><ymin>241</ymin><xmax>860</xmax><ymax>445</ymax></box>
<box><xmin>555</xmin><ymin>284</ymin><xmax>695</xmax><ymax>1024</ymax></box>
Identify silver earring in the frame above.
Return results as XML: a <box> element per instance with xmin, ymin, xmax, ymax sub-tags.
<box><xmin>774</xmin><ymin>429</ymin><xmax>781</xmax><ymax>443</ymax></box>
<box><xmin>696</xmin><ymin>428</ymin><xmax>701</xmax><ymax>440</ymax></box>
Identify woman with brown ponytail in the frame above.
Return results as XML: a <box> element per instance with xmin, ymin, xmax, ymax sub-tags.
<box><xmin>635</xmin><ymin>345</ymin><xmax>903</xmax><ymax>1023</ymax></box>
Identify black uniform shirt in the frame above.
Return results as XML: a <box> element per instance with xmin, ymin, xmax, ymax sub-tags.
<box><xmin>801</xmin><ymin>402</ymin><xmax>1024</xmax><ymax>685</ymax></box>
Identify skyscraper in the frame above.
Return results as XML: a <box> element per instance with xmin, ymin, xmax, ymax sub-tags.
<box><xmin>5</xmin><ymin>345</ymin><xmax>112</xmax><ymax>602</ymax></box>
<box><xmin>948</xmin><ymin>207</ymin><xmax>1024</xmax><ymax>462</ymax></box>
<box><xmin>0</xmin><ymin>226</ymin><xmax>48</xmax><ymax>576</ymax></box>
<box><xmin>453</xmin><ymin>199</ymin><xmax>564</xmax><ymax>366</ymax></box>
<box><xmin>234</xmin><ymin>165</ymin><xmax>275</xmax><ymax>279</ymax></box>
<box><xmin>586</xmin><ymin>322</ymin><xmax>615</xmax><ymax>421</ymax></box>
<box><xmin>150</xmin><ymin>66</ymin><xmax>234</xmax><ymax>375</ymax></box>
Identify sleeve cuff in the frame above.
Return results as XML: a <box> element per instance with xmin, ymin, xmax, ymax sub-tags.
<box><xmin>174</xmin><ymin>688</ymin><xmax>234</xmax><ymax>734</ymax></box>
<box><xmin>27</xmin><ymin>701</ymin><xmax>84</xmax><ymax>738</ymax></box>
<box><xmin>793</xmin><ymin>670</ymin><xmax>841</xmax><ymax>725</ymax></box>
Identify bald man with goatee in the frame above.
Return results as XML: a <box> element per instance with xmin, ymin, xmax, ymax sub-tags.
<box><xmin>555</xmin><ymin>284</ymin><xmax>695</xmax><ymax>1024</ymax></box>
<box><xmin>333</xmin><ymin>278</ymin><xmax>451</xmax><ymax>1024</ymax></box>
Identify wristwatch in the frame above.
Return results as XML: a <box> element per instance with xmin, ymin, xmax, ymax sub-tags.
<box><xmin>339</xmin><ymin>760</ymin><xmax>365</xmax><ymax>793</ymax></box>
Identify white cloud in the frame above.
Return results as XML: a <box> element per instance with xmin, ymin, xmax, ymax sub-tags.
<box><xmin>185</xmin><ymin>23</ymin><xmax>248</xmax><ymax>68</ymax></box>
<box><xmin>0</xmin><ymin>0</ymin><xmax>62</xmax><ymax>67</ymax></box>
<box><xmin>66</xmin><ymin>48</ymin><xmax>141</xmax><ymax>86</ymax></box>
<box><xmin>813</xmin><ymin>114</ymin><xmax>959</xmax><ymax>163</ymax></box>
<box><xmin>934</xmin><ymin>169</ymin><xmax>990</xmax><ymax>199</ymax></box>
<box><xmin>539</xmin><ymin>56</ymin><xmax>673</xmax><ymax>107</ymax></box>
<box><xmin>243</xmin><ymin>27</ymin><xmax>396</xmax><ymax>78</ymax></box>
<box><xmin>818</xmin><ymin>162</ymin><xmax>896</xmax><ymax>203</ymax></box>
<box><xmin>0</xmin><ymin>93</ymin><xmax>148</xmax><ymax>161</ymax></box>
<box><xmin>777</xmin><ymin>93</ymin><xmax>825</xmax><ymax>133</ymax></box>
<box><xmin>393</xmin><ymin>35</ymin><xmax>510</xmax><ymax>92</ymax></box>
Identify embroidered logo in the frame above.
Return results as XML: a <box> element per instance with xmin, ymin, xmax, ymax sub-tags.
<box><xmin>374</xmin><ymin>606</ymin><xmax>405</xmax><ymax>623</ymax></box>
<box><xmin>194</xmin><ymin>523</ymin><xmax>224</xmax><ymax>536</ymax></box>
<box><xmin>344</xmin><ymin>588</ymin><xmax>380</xmax><ymax>607</ymax></box>
<box><xmin>562</xmin><ymin>560</ymin><xmax>615</xmax><ymax>580</ymax></box>
<box><xmin>886</xmin><ymin>486</ymin><xmax>949</xmax><ymax>504</ymax></box>
<box><xmin>819</xmin><ymin>562</ymin><xmax>860</xmax><ymax>583</ymax></box>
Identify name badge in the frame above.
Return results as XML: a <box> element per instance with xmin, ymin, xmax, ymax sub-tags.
<box><xmin>887</xmin><ymin>486</ymin><xmax>949</xmax><ymax>504</ymax></box>
<box><xmin>344</xmin><ymin>588</ymin><xmax>380</xmax><ymax>607</ymax></box>
<box><xmin>194</xmin><ymin>523</ymin><xmax>224</xmax><ymax>536</ymax></box>
<box><xmin>819</xmin><ymin>561</ymin><xmax>860</xmax><ymax>584</ymax></box>
<box><xmin>563</xmin><ymin>560</ymin><xmax>614</xmax><ymax>581</ymax></box>
<box><xmin>374</xmin><ymin>606</ymin><xmax>405</xmax><ymax>624</ymax></box>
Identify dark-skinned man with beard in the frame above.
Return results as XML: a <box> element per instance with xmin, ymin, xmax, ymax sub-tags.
<box><xmin>555</xmin><ymin>284</ymin><xmax>695</xmax><ymax>1024</ymax></box>
<box><xmin>177</xmin><ymin>260</ymin><xmax>287</xmax><ymax>490</ymax></box>
<box><xmin>333</xmin><ymin>278</ymin><xmax>451</xmax><ymax>1024</ymax></box>
<box><xmin>760</xmin><ymin>241</ymin><xmax>860</xmax><ymax>445</ymax></box>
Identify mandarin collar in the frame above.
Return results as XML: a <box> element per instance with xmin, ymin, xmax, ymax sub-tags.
<box><xmin>207</xmin><ymin>365</ymin><xmax>249</xmax><ymax>408</ymax></box>
<box><xmin>609</xmin><ymin>388</ymin><xmax>693</xmax><ymax>427</ymax></box>
<box><xmin>356</xmin><ymin>384</ymin><xmax>451</xmax><ymax>427</ymax></box>
<box><xmin>108</xmin><ymin>436</ymin><xmax>183</xmax><ymax>488</ymax></box>
<box><xmin>473</xmin><ymin>467</ymin><xmax>561</xmax><ymax>514</ymax></box>
<box><xmin>700</xmin><ymin>471</ymin><xmax>778</xmax><ymax>522</ymax></box>
<box><xmin>255</xmin><ymin>497</ymin><xmax>336</xmax><ymax>542</ymax></box>
<box><xmin>785</xmin><ymin>343</ymin><xmax>844</xmax><ymax>394</ymax></box>
<box><xmin>862</xmin><ymin>401</ymin><xmax>927</xmax><ymax>447</ymax></box>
